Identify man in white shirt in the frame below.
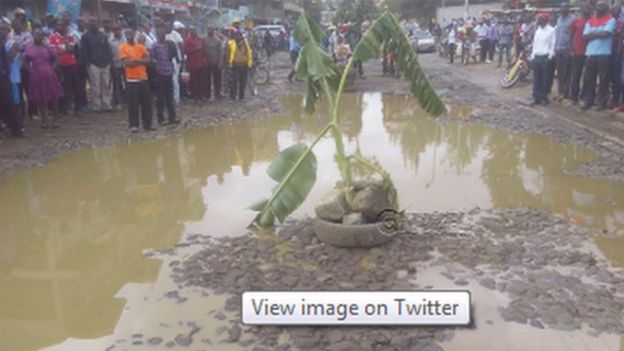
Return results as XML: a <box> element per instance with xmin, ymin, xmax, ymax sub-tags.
<box><xmin>166</xmin><ymin>21</ymin><xmax>184</xmax><ymax>104</ymax></box>
<box><xmin>530</xmin><ymin>13</ymin><xmax>556</xmax><ymax>106</ymax></box>
<box><xmin>474</xmin><ymin>20</ymin><xmax>488</xmax><ymax>62</ymax></box>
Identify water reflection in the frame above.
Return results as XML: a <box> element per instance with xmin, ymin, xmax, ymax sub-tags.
<box><xmin>0</xmin><ymin>92</ymin><xmax>622</xmax><ymax>350</ymax></box>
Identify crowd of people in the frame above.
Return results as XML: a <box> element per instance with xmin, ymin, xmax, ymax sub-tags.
<box><xmin>439</xmin><ymin>0</ymin><xmax>624</xmax><ymax>111</ymax></box>
<box><xmin>0</xmin><ymin>9</ymin><xmax>263</xmax><ymax>137</ymax></box>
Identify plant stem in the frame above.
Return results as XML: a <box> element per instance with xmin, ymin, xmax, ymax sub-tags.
<box><xmin>332</xmin><ymin>57</ymin><xmax>355</xmax><ymax>124</ymax></box>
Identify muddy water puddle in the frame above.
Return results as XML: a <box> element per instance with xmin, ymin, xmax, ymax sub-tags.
<box><xmin>0</xmin><ymin>92</ymin><xmax>623</xmax><ymax>350</ymax></box>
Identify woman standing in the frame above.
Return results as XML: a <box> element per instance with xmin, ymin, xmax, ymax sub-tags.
<box><xmin>24</xmin><ymin>29</ymin><xmax>63</xmax><ymax>128</ymax></box>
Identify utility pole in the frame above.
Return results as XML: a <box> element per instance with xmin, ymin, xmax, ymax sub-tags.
<box><xmin>464</xmin><ymin>0</ymin><xmax>469</xmax><ymax>21</ymax></box>
<box><xmin>96</xmin><ymin>0</ymin><xmax>103</xmax><ymax>25</ymax></box>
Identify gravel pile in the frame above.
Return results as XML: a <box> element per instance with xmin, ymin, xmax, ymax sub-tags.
<box><xmin>166</xmin><ymin>207</ymin><xmax>624</xmax><ymax>350</ymax></box>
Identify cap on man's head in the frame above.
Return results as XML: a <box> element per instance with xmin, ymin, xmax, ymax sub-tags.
<box><xmin>14</xmin><ymin>8</ymin><xmax>26</xmax><ymax>15</ymax></box>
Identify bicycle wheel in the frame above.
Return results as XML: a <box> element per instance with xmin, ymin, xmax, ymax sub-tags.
<box><xmin>253</xmin><ymin>65</ymin><xmax>270</xmax><ymax>86</ymax></box>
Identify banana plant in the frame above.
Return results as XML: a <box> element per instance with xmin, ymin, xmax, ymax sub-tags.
<box><xmin>249</xmin><ymin>11</ymin><xmax>446</xmax><ymax>228</ymax></box>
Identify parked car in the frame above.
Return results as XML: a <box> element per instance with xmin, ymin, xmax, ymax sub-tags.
<box><xmin>412</xmin><ymin>30</ymin><xmax>435</xmax><ymax>53</ymax></box>
<box><xmin>254</xmin><ymin>25</ymin><xmax>288</xmax><ymax>50</ymax></box>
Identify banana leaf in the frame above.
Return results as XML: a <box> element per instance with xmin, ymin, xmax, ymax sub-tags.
<box><xmin>293</xmin><ymin>13</ymin><xmax>341</xmax><ymax>113</ymax></box>
<box><xmin>249</xmin><ymin>144</ymin><xmax>318</xmax><ymax>227</ymax></box>
<box><xmin>353</xmin><ymin>11</ymin><xmax>447</xmax><ymax>116</ymax></box>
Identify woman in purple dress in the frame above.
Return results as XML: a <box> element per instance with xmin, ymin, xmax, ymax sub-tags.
<box><xmin>24</xmin><ymin>29</ymin><xmax>63</xmax><ymax>128</ymax></box>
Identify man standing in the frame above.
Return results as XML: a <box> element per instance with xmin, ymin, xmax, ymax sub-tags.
<box><xmin>49</xmin><ymin>20</ymin><xmax>81</xmax><ymax>116</ymax></box>
<box><xmin>498</xmin><ymin>20</ymin><xmax>513</xmax><ymax>67</ymax></box>
<box><xmin>486</xmin><ymin>19</ymin><xmax>497</xmax><ymax>63</ymax></box>
<box><xmin>475</xmin><ymin>19</ymin><xmax>489</xmax><ymax>63</ymax></box>
<box><xmin>610</xmin><ymin>5</ymin><xmax>623</xmax><ymax>110</ymax></box>
<box><xmin>448</xmin><ymin>24</ymin><xmax>457</xmax><ymax>64</ymax></box>
<box><xmin>0</xmin><ymin>22</ymin><xmax>24</xmax><ymax>137</ymax></box>
<box><xmin>530</xmin><ymin>14</ymin><xmax>556</xmax><ymax>106</ymax></box>
<box><xmin>81</xmin><ymin>17</ymin><xmax>113</xmax><ymax>113</ymax></box>
<box><xmin>287</xmin><ymin>32</ymin><xmax>300</xmax><ymax>82</ymax></box>
<box><xmin>554</xmin><ymin>3</ymin><xmax>574</xmax><ymax>102</ymax></box>
<box><xmin>165</xmin><ymin>21</ymin><xmax>184</xmax><ymax>105</ymax></box>
<box><xmin>263</xmin><ymin>30</ymin><xmax>273</xmax><ymax>59</ymax></box>
<box><xmin>582</xmin><ymin>1</ymin><xmax>615</xmax><ymax>110</ymax></box>
<box><xmin>568</xmin><ymin>3</ymin><xmax>591</xmax><ymax>105</ymax></box>
<box><xmin>184</xmin><ymin>27</ymin><xmax>206</xmax><ymax>102</ymax></box>
<box><xmin>119</xmin><ymin>28</ymin><xmax>153</xmax><ymax>132</ymax></box>
<box><xmin>204</xmin><ymin>26</ymin><xmax>223</xmax><ymax>100</ymax></box>
<box><xmin>152</xmin><ymin>27</ymin><xmax>179</xmax><ymax>125</ymax></box>
<box><xmin>9</xmin><ymin>19</ymin><xmax>32</xmax><ymax>118</ymax></box>
<box><xmin>109</xmin><ymin>23</ymin><xmax>125</xmax><ymax>110</ymax></box>
<box><xmin>227</xmin><ymin>31</ymin><xmax>252</xmax><ymax>100</ymax></box>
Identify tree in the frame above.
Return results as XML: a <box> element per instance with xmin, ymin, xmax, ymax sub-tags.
<box><xmin>249</xmin><ymin>12</ymin><xmax>446</xmax><ymax>227</ymax></box>
<box><xmin>334</xmin><ymin>0</ymin><xmax>380</xmax><ymax>24</ymax></box>
<box><xmin>383</xmin><ymin>0</ymin><xmax>439</xmax><ymax>25</ymax></box>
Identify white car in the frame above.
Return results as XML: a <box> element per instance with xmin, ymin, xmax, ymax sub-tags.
<box><xmin>413</xmin><ymin>30</ymin><xmax>435</xmax><ymax>53</ymax></box>
<box><xmin>254</xmin><ymin>25</ymin><xmax>286</xmax><ymax>38</ymax></box>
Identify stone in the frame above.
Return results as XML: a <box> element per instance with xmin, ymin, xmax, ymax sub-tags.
<box><xmin>147</xmin><ymin>337</ymin><xmax>162</xmax><ymax>346</ymax></box>
<box><xmin>314</xmin><ymin>190</ymin><xmax>348</xmax><ymax>222</ymax></box>
<box><xmin>165</xmin><ymin>341</ymin><xmax>175</xmax><ymax>348</ymax></box>
<box><xmin>326</xmin><ymin>329</ymin><xmax>344</xmax><ymax>344</ymax></box>
<box><xmin>351</xmin><ymin>184</ymin><xmax>394</xmax><ymax>222</ymax></box>
<box><xmin>530</xmin><ymin>319</ymin><xmax>545</xmax><ymax>329</ymax></box>
<box><xmin>454</xmin><ymin>279</ymin><xmax>469</xmax><ymax>286</ymax></box>
<box><xmin>397</xmin><ymin>270</ymin><xmax>409</xmax><ymax>279</ymax></box>
<box><xmin>327</xmin><ymin>340</ymin><xmax>359</xmax><ymax>351</ymax></box>
<box><xmin>227</xmin><ymin>325</ymin><xmax>242</xmax><ymax>343</ymax></box>
<box><xmin>342</xmin><ymin>212</ymin><xmax>366</xmax><ymax>225</ymax></box>
<box><xmin>174</xmin><ymin>334</ymin><xmax>193</xmax><ymax>347</ymax></box>
<box><xmin>479</xmin><ymin>277</ymin><xmax>496</xmax><ymax>290</ymax></box>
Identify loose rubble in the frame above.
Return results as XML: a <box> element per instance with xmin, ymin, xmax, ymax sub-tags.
<box><xmin>161</xmin><ymin>207</ymin><xmax>624</xmax><ymax>349</ymax></box>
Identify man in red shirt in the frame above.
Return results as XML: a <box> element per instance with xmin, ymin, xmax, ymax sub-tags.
<box><xmin>184</xmin><ymin>27</ymin><xmax>207</xmax><ymax>102</ymax></box>
<box><xmin>49</xmin><ymin>20</ymin><xmax>81</xmax><ymax>116</ymax></box>
<box><xmin>567</xmin><ymin>3</ymin><xmax>591</xmax><ymax>105</ymax></box>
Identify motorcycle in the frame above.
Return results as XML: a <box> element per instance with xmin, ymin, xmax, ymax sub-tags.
<box><xmin>500</xmin><ymin>46</ymin><xmax>531</xmax><ymax>88</ymax></box>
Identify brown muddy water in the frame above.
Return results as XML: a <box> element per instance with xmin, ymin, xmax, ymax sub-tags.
<box><xmin>0</xmin><ymin>93</ymin><xmax>623</xmax><ymax>351</ymax></box>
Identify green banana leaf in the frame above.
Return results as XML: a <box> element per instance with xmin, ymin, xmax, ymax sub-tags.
<box><xmin>353</xmin><ymin>11</ymin><xmax>447</xmax><ymax>116</ymax></box>
<box><xmin>293</xmin><ymin>13</ymin><xmax>341</xmax><ymax>113</ymax></box>
<box><xmin>249</xmin><ymin>144</ymin><xmax>318</xmax><ymax>227</ymax></box>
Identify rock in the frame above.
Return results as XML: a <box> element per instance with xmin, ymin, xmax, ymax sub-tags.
<box><xmin>131</xmin><ymin>340</ymin><xmax>143</xmax><ymax>345</ymax></box>
<box><xmin>530</xmin><ymin>319</ymin><xmax>545</xmax><ymax>329</ymax></box>
<box><xmin>227</xmin><ymin>325</ymin><xmax>242</xmax><ymax>342</ymax></box>
<box><xmin>175</xmin><ymin>333</ymin><xmax>193</xmax><ymax>347</ymax></box>
<box><xmin>351</xmin><ymin>184</ymin><xmax>394</xmax><ymax>222</ymax></box>
<box><xmin>165</xmin><ymin>341</ymin><xmax>175</xmax><ymax>348</ymax></box>
<box><xmin>454</xmin><ymin>279</ymin><xmax>469</xmax><ymax>286</ymax></box>
<box><xmin>314</xmin><ymin>190</ymin><xmax>348</xmax><ymax>222</ymax></box>
<box><xmin>397</xmin><ymin>270</ymin><xmax>409</xmax><ymax>279</ymax></box>
<box><xmin>352</xmin><ymin>178</ymin><xmax>383</xmax><ymax>191</ymax></box>
<box><xmin>479</xmin><ymin>277</ymin><xmax>496</xmax><ymax>290</ymax></box>
<box><xmin>216</xmin><ymin>326</ymin><xmax>227</xmax><ymax>335</ymax></box>
<box><xmin>342</xmin><ymin>212</ymin><xmax>365</xmax><ymax>225</ymax></box>
<box><xmin>327</xmin><ymin>340</ymin><xmax>359</xmax><ymax>351</ymax></box>
<box><xmin>252</xmin><ymin>346</ymin><xmax>271</xmax><ymax>351</ymax></box>
<box><xmin>326</xmin><ymin>329</ymin><xmax>344</xmax><ymax>343</ymax></box>
<box><xmin>147</xmin><ymin>337</ymin><xmax>162</xmax><ymax>346</ymax></box>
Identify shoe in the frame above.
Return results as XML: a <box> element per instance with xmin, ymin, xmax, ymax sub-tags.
<box><xmin>145</xmin><ymin>126</ymin><xmax>157</xmax><ymax>131</ymax></box>
<box><xmin>169</xmin><ymin>119</ymin><xmax>181</xmax><ymax>125</ymax></box>
<box><xmin>614</xmin><ymin>105</ymin><xmax>624</xmax><ymax>112</ymax></box>
<box><xmin>129</xmin><ymin>127</ymin><xmax>139</xmax><ymax>133</ymax></box>
<box><xmin>102</xmin><ymin>108</ymin><xmax>114</xmax><ymax>113</ymax></box>
<box><xmin>595</xmin><ymin>105</ymin><xmax>607</xmax><ymax>111</ymax></box>
<box><xmin>580</xmin><ymin>103</ymin><xmax>591</xmax><ymax>110</ymax></box>
<box><xmin>541</xmin><ymin>99</ymin><xmax>550</xmax><ymax>106</ymax></box>
<box><xmin>529</xmin><ymin>100</ymin><xmax>540</xmax><ymax>107</ymax></box>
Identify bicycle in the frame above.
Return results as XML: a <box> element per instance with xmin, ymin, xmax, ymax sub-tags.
<box><xmin>247</xmin><ymin>59</ymin><xmax>271</xmax><ymax>96</ymax></box>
